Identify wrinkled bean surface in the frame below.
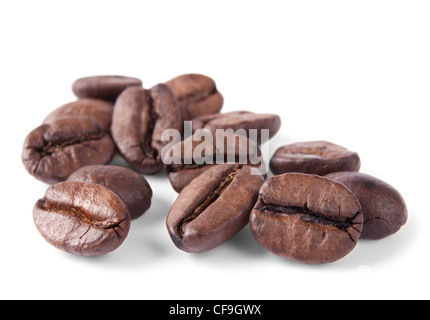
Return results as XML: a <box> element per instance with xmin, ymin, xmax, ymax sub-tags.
<box><xmin>72</xmin><ymin>75</ymin><xmax>142</xmax><ymax>102</ymax></box>
<box><xmin>166</xmin><ymin>74</ymin><xmax>223</xmax><ymax>121</ymax></box>
<box><xmin>33</xmin><ymin>181</ymin><xmax>131</xmax><ymax>256</ymax></box>
<box><xmin>250</xmin><ymin>173</ymin><xmax>363</xmax><ymax>264</ymax></box>
<box><xmin>167</xmin><ymin>164</ymin><xmax>265</xmax><ymax>253</ymax></box>
<box><xmin>22</xmin><ymin>117</ymin><xmax>115</xmax><ymax>184</ymax></box>
<box><xmin>111</xmin><ymin>84</ymin><xmax>182</xmax><ymax>174</ymax></box>
<box><xmin>270</xmin><ymin>141</ymin><xmax>361</xmax><ymax>176</ymax></box>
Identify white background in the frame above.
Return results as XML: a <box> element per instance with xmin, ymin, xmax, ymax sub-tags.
<box><xmin>1</xmin><ymin>0</ymin><xmax>429</xmax><ymax>300</ymax></box>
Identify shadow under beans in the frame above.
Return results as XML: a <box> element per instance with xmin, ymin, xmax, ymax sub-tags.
<box><xmin>190</xmin><ymin>226</ymin><xmax>270</xmax><ymax>266</ymax></box>
<box><xmin>226</xmin><ymin>226</ymin><xmax>268</xmax><ymax>257</ymax></box>
<box><xmin>271</xmin><ymin>212</ymin><xmax>418</xmax><ymax>271</ymax></box>
<box><xmin>135</xmin><ymin>194</ymin><xmax>173</xmax><ymax>226</ymax></box>
<box><xmin>333</xmin><ymin>214</ymin><xmax>417</xmax><ymax>269</ymax></box>
<box><xmin>70</xmin><ymin>194</ymin><xmax>174</xmax><ymax>269</ymax></box>
<box><xmin>109</xmin><ymin>152</ymin><xmax>130</xmax><ymax>168</ymax></box>
<box><xmin>144</xmin><ymin>168</ymin><xmax>169</xmax><ymax>180</ymax></box>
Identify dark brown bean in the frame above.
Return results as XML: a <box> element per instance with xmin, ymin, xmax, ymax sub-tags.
<box><xmin>22</xmin><ymin>117</ymin><xmax>116</xmax><ymax>184</ymax></box>
<box><xmin>192</xmin><ymin>111</ymin><xmax>281</xmax><ymax>144</ymax></box>
<box><xmin>166</xmin><ymin>74</ymin><xmax>223</xmax><ymax>121</ymax></box>
<box><xmin>33</xmin><ymin>181</ymin><xmax>131</xmax><ymax>256</ymax></box>
<box><xmin>67</xmin><ymin>165</ymin><xmax>153</xmax><ymax>220</ymax></box>
<box><xmin>72</xmin><ymin>75</ymin><xmax>142</xmax><ymax>102</ymax></box>
<box><xmin>250</xmin><ymin>173</ymin><xmax>363</xmax><ymax>264</ymax></box>
<box><xmin>42</xmin><ymin>99</ymin><xmax>113</xmax><ymax>133</ymax></box>
<box><xmin>111</xmin><ymin>84</ymin><xmax>182</xmax><ymax>175</ymax></box>
<box><xmin>163</xmin><ymin>130</ymin><xmax>264</xmax><ymax>193</ymax></box>
<box><xmin>270</xmin><ymin>141</ymin><xmax>361</xmax><ymax>176</ymax></box>
<box><xmin>325</xmin><ymin>172</ymin><xmax>408</xmax><ymax>240</ymax></box>
<box><xmin>167</xmin><ymin>164</ymin><xmax>265</xmax><ymax>253</ymax></box>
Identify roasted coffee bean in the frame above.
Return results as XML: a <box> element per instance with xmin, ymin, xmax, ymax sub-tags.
<box><xmin>111</xmin><ymin>84</ymin><xmax>182</xmax><ymax>175</ymax></box>
<box><xmin>163</xmin><ymin>130</ymin><xmax>264</xmax><ymax>193</ymax></box>
<box><xmin>325</xmin><ymin>172</ymin><xmax>408</xmax><ymax>240</ymax></box>
<box><xmin>270</xmin><ymin>141</ymin><xmax>361</xmax><ymax>176</ymax></box>
<box><xmin>33</xmin><ymin>181</ymin><xmax>131</xmax><ymax>256</ymax></box>
<box><xmin>67</xmin><ymin>165</ymin><xmax>153</xmax><ymax>220</ymax></box>
<box><xmin>192</xmin><ymin>111</ymin><xmax>282</xmax><ymax>144</ymax></box>
<box><xmin>43</xmin><ymin>99</ymin><xmax>113</xmax><ymax>132</ymax></box>
<box><xmin>22</xmin><ymin>117</ymin><xmax>116</xmax><ymax>184</ymax></box>
<box><xmin>166</xmin><ymin>164</ymin><xmax>265</xmax><ymax>253</ymax></box>
<box><xmin>72</xmin><ymin>75</ymin><xmax>142</xmax><ymax>102</ymax></box>
<box><xmin>166</xmin><ymin>74</ymin><xmax>223</xmax><ymax>121</ymax></box>
<box><xmin>250</xmin><ymin>173</ymin><xmax>363</xmax><ymax>264</ymax></box>
<box><xmin>166</xmin><ymin>165</ymin><xmax>213</xmax><ymax>194</ymax></box>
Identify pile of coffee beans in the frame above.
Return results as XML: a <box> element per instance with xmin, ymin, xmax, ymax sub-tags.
<box><xmin>22</xmin><ymin>74</ymin><xmax>408</xmax><ymax>264</ymax></box>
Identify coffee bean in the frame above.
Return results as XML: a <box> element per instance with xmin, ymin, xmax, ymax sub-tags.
<box><xmin>67</xmin><ymin>165</ymin><xmax>153</xmax><ymax>220</ymax></box>
<box><xmin>72</xmin><ymin>75</ymin><xmax>142</xmax><ymax>102</ymax></box>
<box><xmin>324</xmin><ymin>172</ymin><xmax>408</xmax><ymax>240</ymax></box>
<box><xmin>33</xmin><ymin>181</ymin><xmax>131</xmax><ymax>256</ymax></box>
<box><xmin>43</xmin><ymin>99</ymin><xmax>113</xmax><ymax>132</ymax></box>
<box><xmin>22</xmin><ymin>117</ymin><xmax>116</xmax><ymax>184</ymax></box>
<box><xmin>111</xmin><ymin>84</ymin><xmax>182</xmax><ymax>175</ymax></box>
<box><xmin>270</xmin><ymin>141</ymin><xmax>361</xmax><ymax>176</ymax></box>
<box><xmin>191</xmin><ymin>111</ymin><xmax>282</xmax><ymax>144</ymax></box>
<box><xmin>249</xmin><ymin>173</ymin><xmax>363</xmax><ymax>264</ymax></box>
<box><xmin>167</xmin><ymin>165</ymin><xmax>212</xmax><ymax>194</ymax></box>
<box><xmin>167</xmin><ymin>164</ymin><xmax>265</xmax><ymax>253</ymax></box>
<box><xmin>166</xmin><ymin>74</ymin><xmax>223</xmax><ymax>121</ymax></box>
<box><xmin>163</xmin><ymin>130</ymin><xmax>264</xmax><ymax>193</ymax></box>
